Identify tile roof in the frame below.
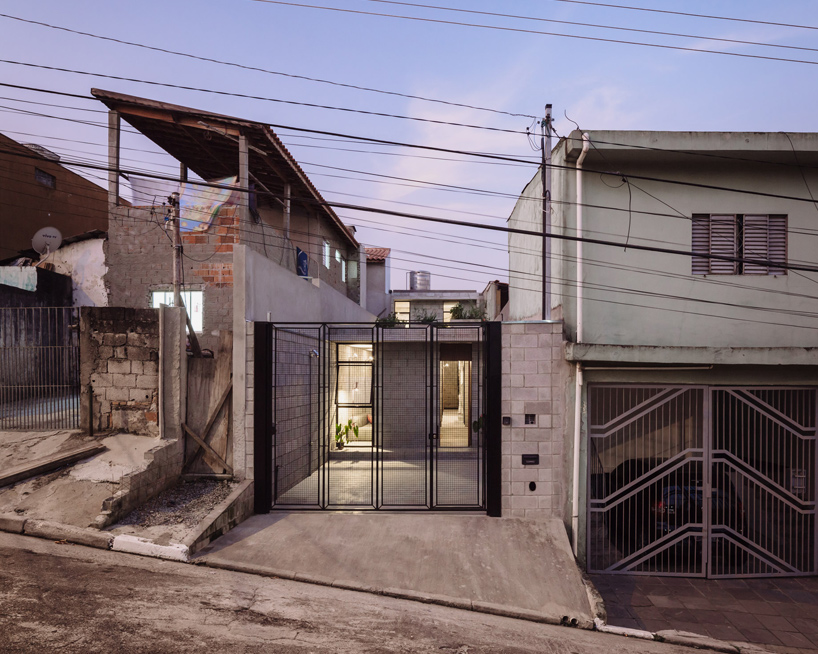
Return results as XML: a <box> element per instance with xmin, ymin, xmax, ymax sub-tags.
<box><xmin>365</xmin><ymin>247</ymin><xmax>391</xmax><ymax>262</ymax></box>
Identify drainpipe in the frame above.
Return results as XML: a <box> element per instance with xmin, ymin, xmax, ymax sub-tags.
<box><xmin>571</xmin><ymin>133</ymin><xmax>590</xmax><ymax>557</ymax></box>
<box><xmin>572</xmin><ymin>363</ymin><xmax>583</xmax><ymax>556</ymax></box>
<box><xmin>576</xmin><ymin>133</ymin><xmax>590</xmax><ymax>344</ymax></box>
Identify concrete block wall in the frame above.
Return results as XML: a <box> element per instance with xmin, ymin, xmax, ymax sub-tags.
<box><xmin>80</xmin><ymin>307</ymin><xmax>161</xmax><ymax>435</ymax></box>
<box><xmin>501</xmin><ymin>321</ymin><xmax>569</xmax><ymax>519</ymax></box>
<box><xmin>242</xmin><ymin>321</ymin><xmax>254</xmax><ymax>482</ymax></box>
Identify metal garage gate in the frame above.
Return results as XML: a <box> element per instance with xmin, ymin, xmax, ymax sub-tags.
<box><xmin>587</xmin><ymin>385</ymin><xmax>816</xmax><ymax>578</ymax></box>
<box><xmin>254</xmin><ymin>322</ymin><xmax>487</xmax><ymax>511</ymax></box>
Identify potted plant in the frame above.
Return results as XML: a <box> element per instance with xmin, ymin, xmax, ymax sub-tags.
<box><xmin>335</xmin><ymin>418</ymin><xmax>359</xmax><ymax>450</ymax></box>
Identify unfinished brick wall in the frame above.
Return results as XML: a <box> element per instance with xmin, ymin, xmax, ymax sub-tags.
<box><xmin>105</xmin><ymin>206</ymin><xmax>235</xmax><ymax>353</ymax></box>
<box><xmin>80</xmin><ymin>307</ymin><xmax>160</xmax><ymax>435</ymax></box>
<box><xmin>501</xmin><ymin>321</ymin><xmax>569</xmax><ymax>519</ymax></box>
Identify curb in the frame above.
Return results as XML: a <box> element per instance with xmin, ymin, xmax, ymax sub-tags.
<box><xmin>201</xmin><ymin>557</ymin><xmax>590</xmax><ymax>629</ymax></box>
<box><xmin>111</xmin><ymin>534</ymin><xmax>188</xmax><ymax>562</ymax></box>
<box><xmin>0</xmin><ymin>514</ymin><xmax>113</xmax><ymax>550</ymax></box>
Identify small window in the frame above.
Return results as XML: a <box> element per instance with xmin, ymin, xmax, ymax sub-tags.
<box><xmin>151</xmin><ymin>290</ymin><xmax>204</xmax><ymax>333</ymax></box>
<box><xmin>692</xmin><ymin>213</ymin><xmax>787</xmax><ymax>275</ymax></box>
<box><xmin>394</xmin><ymin>301</ymin><xmax>410</xmax><ymax>322</ymax></box>
<box><xmin>525</xmin><ymin>414</ymin><xmax>537</xmax><ymax>425</ymax></box>
<box><xmin>35</xmin><ymin>168</ymin><xmax>56</xmax><ymax>189</ymax></box>
<box><xmin>323</xmin><ymin>241</ymin><xmax>330</xmax><ymax>268</ymax></box>
<box><xmin>342</xmin><ymin>259</ymin><xmax>347</xmax><ymax>283</ymax></box>
<box><xmin>443</xmin><ymin>301</ymin><xmax>457</xmax><ymax>323</ymax></box>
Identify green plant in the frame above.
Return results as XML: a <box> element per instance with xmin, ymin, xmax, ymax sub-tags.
<box><xmin>449</xmin><ymin>303</ymin><xmax>486</xmax><ymax>320</ymax></box>
<box><xmin>472</xmin><ymin>414</ymin><xmax>484</xmax><ymax>433</ymax></box>
<box><xmin>375</xmin><ymin>312</ymin><xmax>400</xmax><ymax>327</ymax></box>
<box><xmin>448</xmin><ymin>302</ymin><xmax>466</xmax><ymax>320</ymax></box>
<box><xmin>413</xmin><ymin>309</ymin><xmax>438</xmax><ymax>324</ymax></box>
<box><xmin>335</xmin><ymin>418</ymin><xmax>359</xmax><ymax>445</ymax></box>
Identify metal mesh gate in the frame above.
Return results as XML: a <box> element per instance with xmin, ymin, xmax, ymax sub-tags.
<box><xmin>588</xmin><ymin>385</ymin><xmax>817</xmax><ymax>578</ymax></box>
<box><xmin>263</xmin><ymin>322</ymin><xmax>485</xmax><ymax>510</ymax></box>
<box><xmin>0</xmin><ymin>307</ymin><xmax>81</xmax><ymax>430</ymax></box>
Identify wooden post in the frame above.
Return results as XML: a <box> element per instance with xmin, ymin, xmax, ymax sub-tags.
<box><xmin>107</xmin><ymin>110</ymin><xmax>120</xmax><ymax>208</ymax></box>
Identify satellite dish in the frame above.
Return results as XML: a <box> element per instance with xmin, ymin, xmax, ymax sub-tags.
<box><xmin>32</xmin><ymin>227</ymin><xmax>62</xmax><ymax>255</ymax></box>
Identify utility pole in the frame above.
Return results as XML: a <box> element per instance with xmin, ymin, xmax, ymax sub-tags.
<box><xmin>170</xmin><ymin>191</ymin><xmax>183</xmax><ymax>309</ymax></box>
<box><xmin>541</xmin><ymin>104</ymin><xmax>553</xmax><ymax>320</ymax></box>
<box><xmin>169</xmin><ymin>191</ymin><xmax>202</xmax><ymax>357</ymax></box>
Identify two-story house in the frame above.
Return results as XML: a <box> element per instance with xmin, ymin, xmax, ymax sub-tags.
<box><xmin>508</xmin><ymin>131</ymin><xmax>818</xmax><ymax>579</ymax></box>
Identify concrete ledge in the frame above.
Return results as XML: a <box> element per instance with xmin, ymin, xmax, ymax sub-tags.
<box><xmin>112</xmin><ymin>534</ymin><xmax>188</xmax><ymax>561</ymax></box>
<box><xmin>0</xmin><ymin>444</ymin><xmax>107</xmax><ymax>489</ymax></box>
<box><xmin>566</xmin><ymin>343</ymin><xmax>818</xmax><ymax>366</ymax></box>
<box><xmin>197</xmin><ymin>559</ymin><xmax>297</xmax><ymax>581</ymax></box>
<box><xmin>655</xmin><ymin>630</ymin><xmax>741</xmax><ymax>653</ymax></box>
<box><xmin>473</xmin><ymin>601</ymin><xmax>561</xmax><ymax>625</ymax></box>
<box><xmin>182</xmin><ymin>480</ymin><xmax>253</xmax><ymax>555</ymax></box>
<box><xmin>24</xmin><ymin>519</ymin><xmax>113</xmax><ymax>550</ymax></box>
<box><xmin>0</xmin><ymin>513</ymin><xmax>27</xmax><ymax>534</ymax></box>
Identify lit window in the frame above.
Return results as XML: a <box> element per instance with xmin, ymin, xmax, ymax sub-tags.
<box><xmin>342</xmin><ymin>259</ymin><xmax>347</xmax><ymax>282</ymax></box>
<box><xmin>35</xmin><ymin>168</ymin><xmax>56</xmax><ymax>189</ymax></box>
<box><xmin>394</xmin><ymin>301</ymin><xmax>410</xmax><ymax>322</ymax></box>
<box><xmin>151</xmin><ymin>290</ymin><xmax>204</xmax><ymax>333</ymax></box>
<box><xmin>323</xmin><ymin>241</ymin><xmax>330</xmax><ymax>268</ymax></box>
<box><xmin>443</xmin><ymin>301</ymin><xmax>457</xmax><ymax>323</ymax></box>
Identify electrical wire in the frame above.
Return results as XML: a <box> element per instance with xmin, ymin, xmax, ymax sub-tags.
<box><xmin>250</xmin><ymin>0</ymin><xmax>818</xmax><ymax>66</ymax></box>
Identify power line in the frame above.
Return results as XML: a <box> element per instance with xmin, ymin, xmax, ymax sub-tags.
<box><xmin>0</xmin><ymin>13</ymin><xmax>535</xmax><ymax>121</ymax></box>
<box><xmin>0</xmin><ymin>60</ymin><xmax>528</xmax><ymax>135</ymax></box>
<box><xmin>251</xmin><ymin>0</ymin><xmax>818</xmax><ymax>66</ymax></box>
<box><xmin>546</xmin><ymin>0</ymin><xmax>818</xmax><ymax>32</ymax></box>
<box><xmin>360</xmin><ymin>0</ymin><xmax>818</xmax><ymax>54</ymax></box>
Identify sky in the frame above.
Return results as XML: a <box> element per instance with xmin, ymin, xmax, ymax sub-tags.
<box><xmin>1</xmin><ymin>0</ymin><xmax>817</xmax><ymax>290</ymax></box>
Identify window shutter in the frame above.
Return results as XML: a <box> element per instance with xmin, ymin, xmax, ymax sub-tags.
<box><xmin>709</xmin><ymin>214</ymin><xmax>739</xmax><ymax>274</ymax></box>
<box><xmin>768</xmin><ymin>214</ymin><xmax>787</xmax><ymax>275</ymax></box>
<box><xmin>691</xmin><ymin>214</ymin><xmax>710</xmax><ymax>274</ymax></box>
<box><xmin>743</xmin><ymin>214</ymin><xmax>770</xmax><ymax>274</ymax></box>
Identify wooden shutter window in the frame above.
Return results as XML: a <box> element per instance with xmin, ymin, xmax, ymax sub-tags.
<box><xmin>767</xmin><ymin>214</ymin><xmax>787</xmax><ymax>275</ymax></box>
<box><xmin>691</xmin><ymin>214</ymin><xmax>710</xmax><ymax>275</ymax></box>
<box><xmin>709</xmin><ymin>214</ymin><xmax>739</xmax><ymax>274</ymax></box>
<box><xmin>742</xmin><ymin>214</ymin><xmax>770</xmax><ymax>275</ymax></box>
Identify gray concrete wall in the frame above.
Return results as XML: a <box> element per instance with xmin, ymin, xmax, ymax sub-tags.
<box><xmin>366</xmin><ymin>261</ymin><xmax>390</xmax><ymax>318</ymax></box>
<box><xmin>512</xmin><ymin>131</ymin><xmax>818</xmax><ymax>348</ymax></box>
<box><xmin>238</xmin><ymin>245</ymin><xmax>375</xmax><ymax>323</ymax></box>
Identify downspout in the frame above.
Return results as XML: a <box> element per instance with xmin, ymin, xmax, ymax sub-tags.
<box><xmin>571</xmin><ymin>133</ymin><xmax>590</xmax><ymax>557</ymax></box>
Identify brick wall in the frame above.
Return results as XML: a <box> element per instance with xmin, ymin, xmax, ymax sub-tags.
<box><xmin>501</xmin><ymin>321</ymin><xmax>569</xmax><ymax>519</ymax></box>
<box><xmin>80</xmin><ymin>307</ymin><xmax>160</xmax><ymax>435</ymax></box>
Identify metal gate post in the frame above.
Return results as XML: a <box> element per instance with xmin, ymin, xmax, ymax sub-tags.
<box><xmin>253</xmin><ymin>322</ymin><xmax>274</xmax><ymax>513</ymax></box>
<box><xmin>485</xmin><ymin>321</ymin><xmax>502</xmax><ymax>517</ymax></box>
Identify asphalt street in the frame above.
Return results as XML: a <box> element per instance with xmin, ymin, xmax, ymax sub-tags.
<box><xmin>0</xmin><ymin>531</ymin><xmax>709</xmax><ymax>654</ymax></box>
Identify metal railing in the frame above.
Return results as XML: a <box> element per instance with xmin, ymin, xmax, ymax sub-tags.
<box><xmin>0</xmin><ymin>307</ymin><xmax>80</xmax><ymax>430</ymax></box>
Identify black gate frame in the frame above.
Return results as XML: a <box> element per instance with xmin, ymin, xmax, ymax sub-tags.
<box><xmin>254</xmin><ymin>321</ymin><xmax>502</xmax><ymax>513</ymax></box>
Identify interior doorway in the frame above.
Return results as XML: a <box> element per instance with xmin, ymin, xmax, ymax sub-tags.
<box><xmin>439</xmin><ymin>359</ymin><xmax>472</xmax><ymax>447</ymax></box>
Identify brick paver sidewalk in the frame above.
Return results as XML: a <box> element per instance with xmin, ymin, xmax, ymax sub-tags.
<box><xmin>590</xmin><ymin>575</ymin><xmax>818</xmax><ymax>653</ymax></box>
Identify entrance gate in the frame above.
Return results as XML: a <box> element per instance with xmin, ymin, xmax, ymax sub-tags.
<box><xmin>587</xmin><ymin>385</ymin><xmax>817</xmax><ymax>577</ymax></box>
<box><xmin>255</xmin><ymin>323</ymin><xmax>486</xmax><ymax>511</ymax></box>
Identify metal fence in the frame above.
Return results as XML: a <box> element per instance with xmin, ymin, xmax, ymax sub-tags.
<box><xmin>257</xmin><ymin>322</ymin><xmax>486</xmax><ymax>511</ymax></box>
<box><xmin>588</xmin><ymin>385</ymin><xmax>817</xmax><ymax>578</ymax></box>
<box><xmin>0</xmin><ymin>307</ymin><xmax>81</xmax><ymax>430</ymax></box>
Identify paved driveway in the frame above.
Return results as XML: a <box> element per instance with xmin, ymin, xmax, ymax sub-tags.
<box><xmin>591</xmin><ymin>574</ymin><xmax>818</xmax><ymax>653</ymax></box>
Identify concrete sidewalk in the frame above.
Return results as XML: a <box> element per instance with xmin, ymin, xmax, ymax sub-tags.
<box><xmin>195</xmin><ymin>512</ymin><xmax>594</xmax><ymax>627</ymax></box>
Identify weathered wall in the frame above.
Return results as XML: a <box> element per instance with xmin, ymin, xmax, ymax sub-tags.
<box><xmin>80</xmin><ymin>307</ymin><xmax>160</xmax><ymax>435</ymax></box>
<box><xmin>507</xmin><ymin>173</ymin><xmax>544</xmax><ymax>322</ymax></box>
<box><xmin>0</xmin><ymin>268</ymin><xmax>72</xmax><ymax>308</ymax></box>
<box><xmin>42</xmin><ymin>238</ymin><xmax>108</xmax><ymax>307</ymax></box>
<box><xmin>105</xmin><ymin>206</ymin><xmax>234</xmax><ymax>353</ymax></box>
<box><xmin>0</xmin><ymin>133</ymin><xmax>109</xmax><ymax>257</ymax></box>
<box><xmin>501</xmin><ymin>321</ymin><xmax>570</xmax><ymax>520</ymax></box>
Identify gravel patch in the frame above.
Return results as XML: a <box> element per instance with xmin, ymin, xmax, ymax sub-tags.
<box><xmin>118</xmin><ymin>480</ymin><xmax>237</xmax><ymax>529</ymax></box>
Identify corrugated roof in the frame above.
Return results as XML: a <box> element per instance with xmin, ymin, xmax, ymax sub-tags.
<box><xmin>90</xmin><ymin>88</ymin><xmax>358</xmax><ymax>248</ymax></box>
<box><xmin>365</xmin><ymin>247</ymin><xmax>391</xmax><ymax>262</ymax></box>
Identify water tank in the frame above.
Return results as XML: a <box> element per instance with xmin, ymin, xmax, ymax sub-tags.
<box><xmin>409</xmin><ymin>270</ymin><xmax>431</xmax><ymax>290</ymax></box>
